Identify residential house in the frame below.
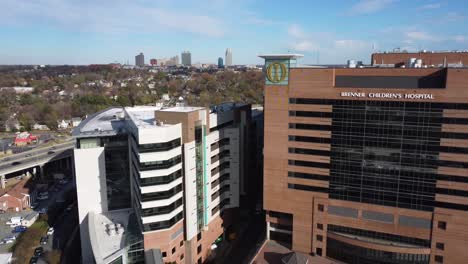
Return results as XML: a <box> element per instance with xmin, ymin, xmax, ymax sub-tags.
<box><xmin>0</xmin><ymin>179</ymin><xmax>35</xmax><ymax>212</ymax></box>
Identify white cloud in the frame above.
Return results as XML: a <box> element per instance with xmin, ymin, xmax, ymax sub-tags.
<box><xmin>404</xmin><ymin>31</ymin><xmax>437</xmax><ymax>41</ymax></box>
<box><xmin>0</xmin><ymin>0</ymin><xmax>225</xmax><ymax>37</ymax></box>
<box><xmin>286</xmin><ymin>24</ymin><xmax>373</xmax><ymax>63</ymax></box>
<box><xmin>288</xmin><ymin>24</ymin><xmax>307</xmax><ymax>39</ymax></box>
<box><xmin>347</xmin><ymin>0</ymin><xmax>395</xmax><ymax>15</ymax></box>
<box><xmin>421</xmin><ymin>3</ymin><xmax>441</xmax><ymax>9</ymax></box>
<box><xmin>452</xmin><ymin>35</ymin><xmax>467</xmax><ymax>43</ymax></box>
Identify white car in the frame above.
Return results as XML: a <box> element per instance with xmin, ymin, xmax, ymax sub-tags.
<box><xmin>2</xmin><ymin>236</ymin><xmax>16</xmax><ymax>244</ymax></box>
<box><xmin>47</xmin><ymin>227</ymin><xmax>54</xmax><ymax>235</ymax></box>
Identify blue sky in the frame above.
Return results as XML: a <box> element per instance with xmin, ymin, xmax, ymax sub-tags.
<box><xmin>0</xmin><ymin>0</ymin><xmax>467</xmax><ymax>65</ymax></box>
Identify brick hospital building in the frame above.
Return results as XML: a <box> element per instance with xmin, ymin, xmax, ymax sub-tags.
<box><xmin>260</xmin><ymin>54</ymin><xmax>468</xmax><ymax>264</ymax></box>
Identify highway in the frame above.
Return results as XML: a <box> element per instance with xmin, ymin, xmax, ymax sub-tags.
<box><xmin>0</xmin><ymin>141</ymin><xmax>74</xmax><ymax>176</ymax></box>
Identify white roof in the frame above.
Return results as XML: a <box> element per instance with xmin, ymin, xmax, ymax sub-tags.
<box><xmin>88</xmin><ymin>210</ymin><xmax>132</xmax><ymax>262</ymax></box>
<box><xmin>125</xmin><ymin>106</ymin><xmax>164</xmax><ymax>129</ymax></box>
<box><xmin>159</xmin><ymin>106</ymin><xmax>204</xmax><ymax>113</ymax></box>
<box><xmin>258</xmin><ymin>54</ymin><xmax>304</xmax><ymax>59</ymax></box>
<box><xmin>73</xmin><ymin>107</ymin><xmax>126</xmax><ymax>137</ymax></box>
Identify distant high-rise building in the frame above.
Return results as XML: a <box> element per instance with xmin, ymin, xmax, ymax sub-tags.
<box><xmin>181</xmin><ymin>51</ymin><xmax>191</xmax><ymax>66</ymax></box>
<box><xmin>225</xmin><ymin>48</ymin><xmax>232</xmax><ymax>66</ymax></box>
<box><xmin>218</xmin><ymin>57</ymin><xmax>224</xmax><ymax>68</ymax></box>
<box><xmin>150</xmin><ymin>58</ymin><xmax>157</xmax><ymax>66</ymax></box>
<box><xmin>135</xmin><ymin>53</ymin><xmax>144</xmax><ymax>67</ymax></box>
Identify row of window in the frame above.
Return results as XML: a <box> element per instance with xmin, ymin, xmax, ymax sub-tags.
<box><xmin>288</xmin><ymin>159</ymin><xmax>330</xmax><ymax>169</ymax></box>
<box><xmin>327</xmin><ymin>224</ymin><xmax>431</xmax><ymax>247</ymax></box>
<box><xmin>289</xmin><ymin>110</ymin><xmax>468</xmax><ymax>126</ymax></box>
<box><xmin>211</xmin><ymin>150</ymin><xmax>230</xmax><ymax>164</ymax></box>
<box><xmin>287</xmin><ymin>183</ymin><xmax>328</xmax><ymax>194</ymax></box>
<box><xmin>288</xmin><ymin>171</ymin><xmax>328</xmax><ymax>181</ymax></box>
<box><xmin>211</xmin><ymin>184</ymin><xmax>230</xmax><ymax>201</ymax></box>
<box><xmin>140</xmin><ymin>184</ymin><xmax>183</xmax><ymax>202</ymax></box>
<box><xmin>138</xmin><ymin>138</ymin><xmax>181</xmax><ymax>153</ymax></box>
<box><xmin>139</xmin><ymin>155</ymin><xmax>182</xmax><ymax>171</ymax></box>
<box><xmin>142</xmin><ymin>211</ymin><xmax>183</xmax><ymax>232</ymax></box>
<box><xmin>210</xmin><ymin>120</ymin><xmax>234</xmax><ymax>132</ymax></box>
<box><xmin>138</xmin><ymin>169</ymin><xmax>183</xmax><ymax>187</ymax></box>
<box><xmin>289</xmin><ymin>98</ymin><xmax>468</xmax><ymax>110</ymax></box>
<box><xmin>210</xmin><ymin>138</ymin><xmax>230</xmax><ymax>151</ymax></box>
<box><xmin>141</xmin><ymin>198</ymin><xmax>183</xmax><ymax>217</ymax></box>
<box><xmin>211</xmin><ymin>161</ymin><xmax>230</xmax><ymax>176</ymax></box>
<box><xmin>326</xmin><ymin>237</ymin><xmax>430</xmax><ymax>264</ymax></box>
<box><xmin>211</xmin><ymin>173</ymin><xmax>230</xmax><ymax>189</ymax></box>
<box><xmin>288</xmin><ymin>147</ymin><xmax>330</xmax><ymax>156</ymax></box>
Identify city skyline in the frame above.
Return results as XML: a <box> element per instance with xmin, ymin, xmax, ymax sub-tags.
<box><xmin>1</xmin><ymin>0</ymin><xmax>467</xmax><ymax>65</ymax></box>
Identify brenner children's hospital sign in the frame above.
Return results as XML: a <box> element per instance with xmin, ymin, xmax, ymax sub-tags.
<box><xmin>340</xmin><ymin>92</ymin><xmax>434</xmax><ymax>100</ymax></box>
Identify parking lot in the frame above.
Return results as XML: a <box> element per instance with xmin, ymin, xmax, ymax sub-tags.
<box><xmin>0</xmin><ymin>210</ymin><xmax>34</xmax><ymax>253</ymax></box>
<box><xmin>0</xmin><ymin>178</ymin><xmax>75</xmax><ymax>259</ymax></box>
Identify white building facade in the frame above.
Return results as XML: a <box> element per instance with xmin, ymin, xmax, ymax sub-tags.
<box><xmin>73</xmin><ymin>103</ymin><xmax>252</xmax><ymax>264</ymax></box>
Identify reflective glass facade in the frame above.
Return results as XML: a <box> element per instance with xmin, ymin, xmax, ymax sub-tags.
<box><xmin>329</xmin><ymin>100</ymin><xmax>442</xmax><ymax>211</ymax></box>
<box><xmin>327</xmin><ymin>237</ymin><xmax>430</xmax><ymax>264</ymax></box>
<box><xmin>104</xmin><ymin>135</ymin><xmax>131</xmax><ymax>210</ymax></box>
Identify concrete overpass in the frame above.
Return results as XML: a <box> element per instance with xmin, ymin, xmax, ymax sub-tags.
<box><xmin>0</xmin><ymin>141</ymin><xmax>74</xmax><ymax>185</ymax></box>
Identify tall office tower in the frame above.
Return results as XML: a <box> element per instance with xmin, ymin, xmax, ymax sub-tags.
<box><xmin>225</xmin><ymin>48</ymin><xmax>232</xmax><ymax>66</ymax></box>
<box><xmin>218</xmin><ymin>57</ymin><xmax>224</xmax><ymax>68</ymax></box>
<box><xmin>135</xmin><ymin>53</ymin><xmax>145</xmax><ymax>67</ymax></box>
<box><xmin>260</xmin><ymin>53</ymin><xmax>468</xmax><ymax>264</ymax></box>
<box><xmin>73</xmin><ymin>103</ymin><xmax>253</xmax><ymax>264</ymax></box>
<box><xmin>181</xmin><ymin>51</ymin><xmax>192</xmax><ymax>66</ymax></box>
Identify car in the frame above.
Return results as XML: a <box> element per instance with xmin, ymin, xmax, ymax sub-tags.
<box><xmin>66</xmin><ymin>204</ymin><xmax>74</xmax><ymax>211</ymax></box>
<box><xmin>39</xmin><ymin>191</ymin><xmax>49</xmax><ymax>196</ymax></box>
<box><xmin>59</xmin><ymin>179</ymin><xmax>69</xmax><ymax>185</ymax></box>
<box><xmin>47</xmin><ymin>227</ymin><xmax>54</xmax><ymax>235</ymax></box>
<box><xmin>29</xmin><ymin>256</ymin><xmax>38</xmax><ymax>264</ymax></box>
<box><xmin>34</xmin><ymin>247</ymin><xmax>44</xmax><ymax>257</ymax></box>
<box><xmin>47</xmin><ymin>151</ymin><xmax>55</xmax><ymax>155</ymax></box>
<box><xmin>1</xmin><ymin>238</ymin><xmax>14</xmax><ymax>244</ymax></box>
<box><xmin>30</xmin><ymin>203</ymin><xmax>38</xmax><ymax>209</ymax></box>
<box><xmin>38</xmin><ymin>208</ymin><xmax>47</xmax><ymax>214</ymax></box>
<box><xmin>3</xmin><ymin>157</ymin><xmax>11</xmax><ymax>161</ymax></box>
<box><xmin>26</xmin><ymin>153</ymin><xmax>32</xmax><ymax>157</ymax></box>
<box><xmin>12</xmin><ymin>225</ymin><xmax>27</xmax><ymax>233</ymax></box>
<box><xmin>37</xmin><ymin>194</ymin><xmax>49</xmax><ymax>200</ymax></box>
<box><xmin>11</xmin><ymin>161</ymin><xmax>21</xmax><ymax>166</ymax></box>
<box><xmin>2</xmin><ymin>236</ymin><xmax>16</xmax><ymax>244</ymax></box>
<box><xmin>40</xmin><ymin>236</ymin><xmax>48</xmax><ymax>245</ymax></box>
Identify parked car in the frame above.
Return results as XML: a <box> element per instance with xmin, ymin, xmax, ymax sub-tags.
<box><xmin>39</xmin><ymin>191</ymin><xmax>48</xmax><ymax>196</ymax></box>
<box><xmin>47</xmin><ymin>151</ymin><xmax>55</xmax><ymax>155</ymax></box>
<box><xmin>34</xmin><ymin>247</ymin><xmax>44</xmax><ymax>257</ymax></box>
<box><xmin>30</xmin><ymin>202</ymin><xmax>38</xmax><ymax>209</ymax></box>
<box><xmin>66</xmin><ymin>204</ymin><xmax>74</xmax><ymax>212</ymax></box>
<box><xmin>37</xmin><ymin>195</ymin><xmax>49</xmax><ymax>200</ymax></box>
<box><xmin>11</xmin><ymin>161</ymin><xmax>21</xmax><ymax>166</ymax></box>
<box><xmin>12</xmin><ymin>225</ymin><xmax>27</xmax><ymax>233</ymax></box>
<box><xmin>59</xmin><ymin>179</ymin><xmax>69</xmax><ymax>185</ymax></box>
<box><xmin>40</xmin><ymin>236</ymin><xmax>48</xmax><ymax>245</ymax></box>
<box><xmin>47</xmin><ymin>227</ymin><xmax>54</xmax><ymax>235</ymax></box>
<box><xmin>2</xmin><ymin>236</ymin><xmax>16</xmax><ymax>244</ymax></box>
<box><xmin>6</xmin><ymin>216</ymin><xmax>23</xmax><ymax>226</ymax></box>
<box><xmin>29</xmin><ymin>256</ymin><xmax>38</xmax><ymax>264</ymax></box>
<box><xmin>38</xmin><ymin>208</ymin><xmax>47</xmax><ymax>214</ymax></box>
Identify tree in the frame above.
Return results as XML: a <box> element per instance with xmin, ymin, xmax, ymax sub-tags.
<box><xmin>44</xmin><ymin>249</ymin><xmax>62</xmax><ymax>264</ymax></box>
